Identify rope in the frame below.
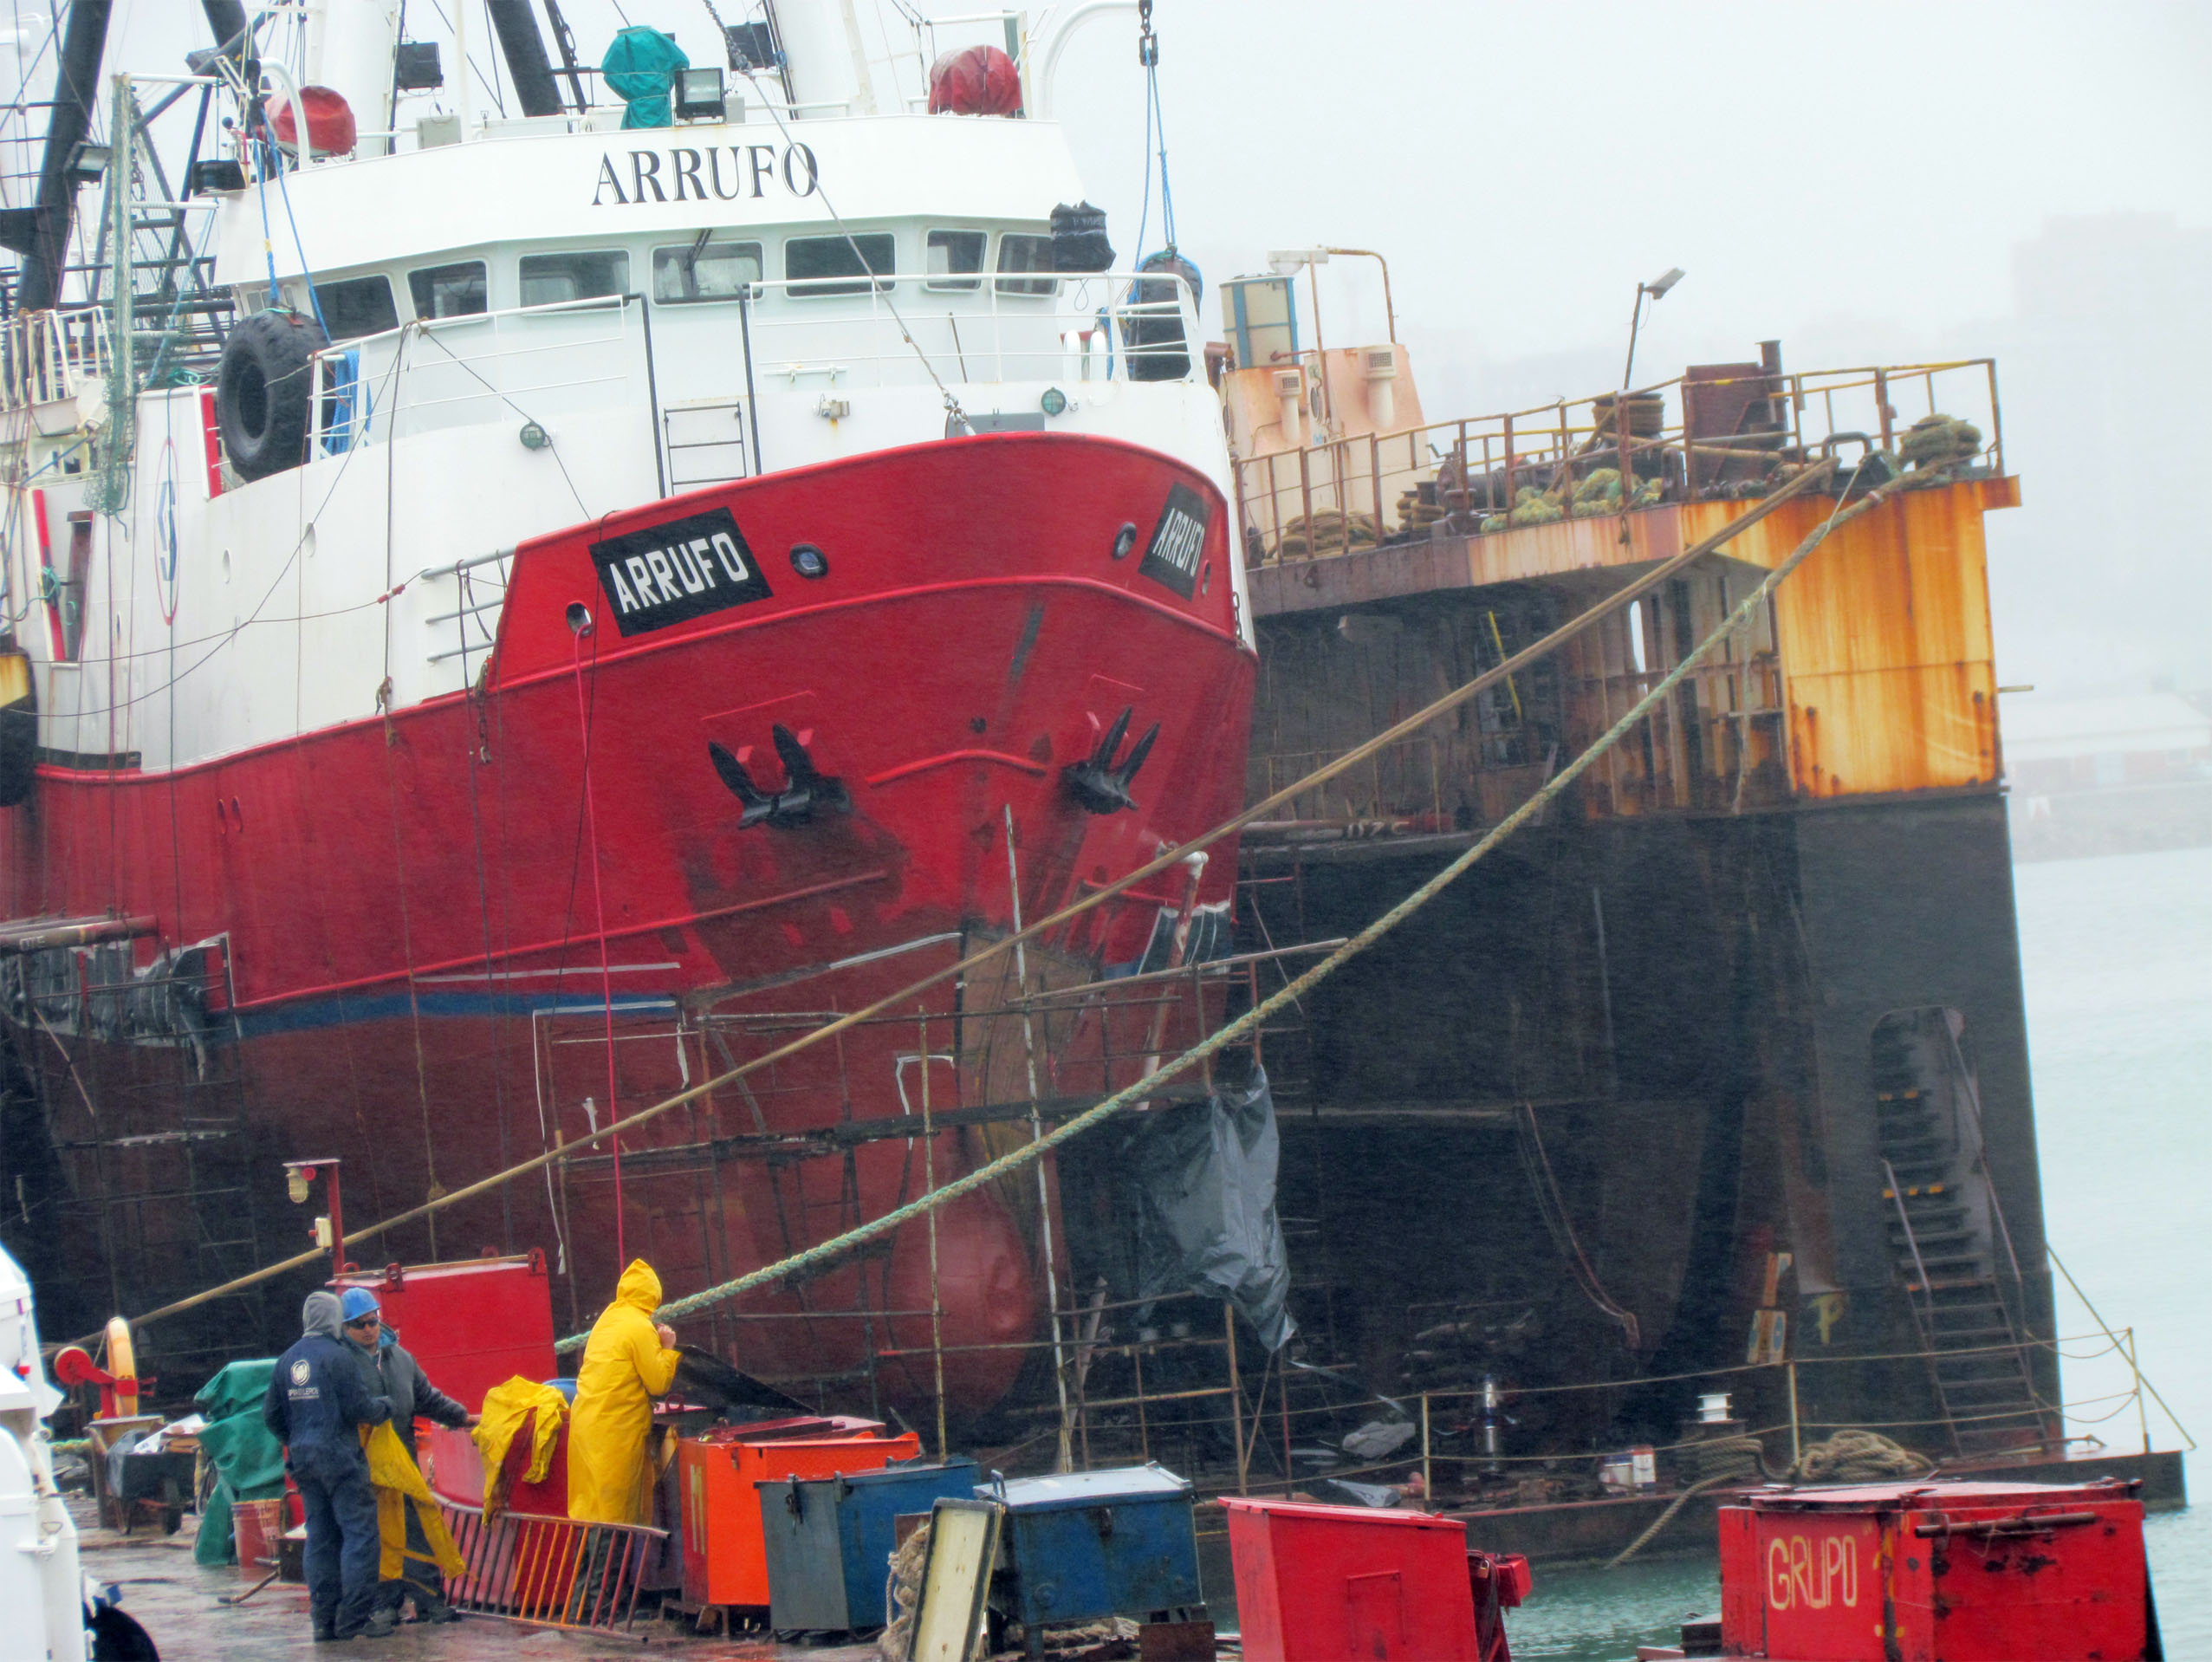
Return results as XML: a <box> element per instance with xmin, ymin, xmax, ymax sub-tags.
<box><xmin>571</xmin><ymin>462</ymin><xmax>1912</xmax><ymax>1349</ymax></box>
<box><xmin>730</xmin><ymin>65</ymin><xmax>965</xmax><ymax>429</ymax></box>
<box><xmin>89</xmin><ymin>464</ymin><xmax>1839</xmax><ymax>1344</ymax></box>
<box><xmin>569</xmin><ymin>618</ymin><xmax>624</xmax><ymax>1264</ymax></box>
<box><xmin>1606</xmin><ymin>1429</ymin><xmax>1932</xmax><ymax>1568</ymax></box>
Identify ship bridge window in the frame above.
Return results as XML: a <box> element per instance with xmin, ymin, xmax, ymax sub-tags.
<box><xmin>995</xmin><ymin>233</ymin><xmax>1056</xmax><ymax>298</ymax></box>
<box><xmin>312</xmin><ymin>275</ymin><xmax>399</xmax><ymax>341</ymax></box>
<box><xmin>786</xmin><ymin>232</ymin><xmax>894</xmax><ymax>296</ymax></box>
<box><xmin>519</xmin><ymin>250</ymin><xmax>631</xmax><ymax>307</ymax></box>
<box><xmin>652</xmin><ymin>237</ymin><xmax>762</xmax><ymax>303</ymax></box>
<box><xmin>925</xmin><ymin>230</ymin><xmax>985</xmax><ymax>292</ymax></box>
<box><xmin>409</xmin><ymin>260</ymin><xmax>488</xmax><ymax>319</ymax></box>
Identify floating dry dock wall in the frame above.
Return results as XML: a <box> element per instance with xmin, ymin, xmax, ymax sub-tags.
<box><xmin>1230</xmin><ymin>354</ymin><xmax>2059</xmax><ymax>1466</ymax></box>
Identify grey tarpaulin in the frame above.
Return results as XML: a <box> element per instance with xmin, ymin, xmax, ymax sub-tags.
<box><xmin>1125</xmin><ymin>1064</ymin><xmax>1296</xmax><ymax>1350</ymax></box>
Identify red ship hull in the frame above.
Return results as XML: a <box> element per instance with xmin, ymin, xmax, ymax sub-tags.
<box><xmin>3</xmin><ymin>432</ymin><xmax>1255</xmax><ymax>1412</ymax></box>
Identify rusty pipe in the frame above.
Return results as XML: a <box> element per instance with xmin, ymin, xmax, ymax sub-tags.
<box><xmin>0</xmin><ymin>914</ymin><xmax>156</xmax><ymax>952</ymax></box>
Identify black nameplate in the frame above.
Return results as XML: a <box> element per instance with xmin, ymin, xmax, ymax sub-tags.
<box><xmin>591</xmin><ymin>507</ymin><xmax>772</xmax><ymax>637</ymax></box>
<box><xmin>1137</xmin><ymin>482</ymin><xmax>1209</xmax><ymax>599</ymax></box>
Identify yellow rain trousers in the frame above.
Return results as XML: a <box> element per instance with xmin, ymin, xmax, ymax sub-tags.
<box><xmin>360</xmin><ymin>1421</ymin><xmax>466</xmax><ymax>1583</ymax></box>
<box><xmin>472</xmin><ymin>1377</ymin><xmax>572</xmax><ymax>1516</ymax></box>
<box><xmin>567</xmin><ymin>1259</ymin><xmax>681</xmax><ymax>1525</ymax></box>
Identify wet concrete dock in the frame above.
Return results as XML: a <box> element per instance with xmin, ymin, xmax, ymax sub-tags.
<box><xmin>75</xmin><ymin>1501</ymin><xmax>878</xmax><ymax>1662</ymax></box>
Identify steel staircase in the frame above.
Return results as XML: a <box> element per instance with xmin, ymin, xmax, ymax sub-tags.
<box><xmin>1871</xmin><ymin>1009</ymin><xmax>2052</xmax><ymax>1457</ymax></box>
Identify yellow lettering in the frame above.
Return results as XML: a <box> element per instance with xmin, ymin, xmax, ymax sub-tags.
<box><xmin>1768</xmin><ymin>1540</ymin><xmax>1793</xmax><ymax>1609</ymax></box>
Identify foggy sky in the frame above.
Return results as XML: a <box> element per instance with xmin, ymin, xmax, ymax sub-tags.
<box><xmin>50</xmin><ymin>1</ymin><xmax>2212</xmax><ymax>690</ymax></box>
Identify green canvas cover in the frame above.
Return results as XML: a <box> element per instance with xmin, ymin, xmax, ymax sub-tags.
<box><xmin>193</xmin><ymin>1476</ymin><xmax>236</xmax><ymax>1565</ymax></box>
<box><xmin>603</xmin><ymin>27</ymin><xmax>688</xmax><ymax>129</ymax></box>
<box><xmin>195</xmin><ymin>1359</ymin><xmax>286</xmax><ymax>1499</ymax></box>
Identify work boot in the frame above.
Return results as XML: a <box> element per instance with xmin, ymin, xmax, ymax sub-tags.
<box><xmin>310</xmin><ymin>1609</ymin><xmax>341</xmax><ymax>1644</ymax></box>
<box><xmin>359</xmin><ymin>1607</ymin><xmax>399</xmax><ymax>1639</ymax></box>
<box><xmin>411</xmin><ymin>1597</ymin><xmax>462</xmax><ymax>1624</ymax></box>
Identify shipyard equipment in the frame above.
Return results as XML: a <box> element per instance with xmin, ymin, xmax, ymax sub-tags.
<box><xmin>760</xmin><ymin>1457</ymin><xmax>980</xmax><ymax>1633</ymax></box>
<box><xmin>985</xmin><ymin>1464</ymin><xmax>1204</xmax><ymax>1644</ymax></box>
<box><xmin>333</xmin><ymin>1252</ymin><xmax>555</xmax><ymax>1410</ymax></box>
<box><xmin>1712</xmin><ymin>1479</ymin><xmax>2157</xmax><ymax>1660</ymax></box>
<box><xmin>1222</xmin><ymin>1496</ymin><xmax>1528</xmax><ymax>1662</ymax></box>
<box><xmin>677</xmin><ymin>1420</ymin><xmax>919</xmax><ymax>1610</ymax></box>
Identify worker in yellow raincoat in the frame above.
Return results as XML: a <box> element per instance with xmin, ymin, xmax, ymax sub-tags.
<box><xmin>567</xmin><ymin>1259</ymin><xmax>682</xmax><ymax>1525</ymax></box>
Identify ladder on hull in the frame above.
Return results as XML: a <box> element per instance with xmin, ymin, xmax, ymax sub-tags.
<box><xmin>1873</xmin><ymin>1009</ymin><xmax>2051</xmax><ymax>1458</ymax></box>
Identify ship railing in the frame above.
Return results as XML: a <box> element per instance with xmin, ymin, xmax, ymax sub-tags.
<box><xmin>960</xmin><ymin>1314</ymin><xmax>2184</xmax><ymax>1503</ymax></box>
<box><xmin>304</xmin><ymin>270</ymin><xmax>1201</xmax><ymax>458</ymax></box>
<box><xmin>1233</xmin><ymin>357</ymin><xmax>2006</xmax><ymax>568</ymax></box>
<box><xmin>732</xmin><ymin>268</ymin><xmax>1205</xmax><ymax>392</ymax></box>
<box><xmin>308</xmin><ymin>294</ymin><xmax>645</xmax><ymax>455</ymax></box>
<box><xmin>0</xmin><ymin>304</ymin><xmax>114</xmax><ymax>414</ymax></box>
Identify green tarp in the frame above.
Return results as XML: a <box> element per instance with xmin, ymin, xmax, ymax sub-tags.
<box><xmin>196</xmin><ymin>1360</ymin><xmax>286</xmax><ymax>1497</ymax></box>
<box><xmin>193</xmin><ymin>1476</ymin><xmax>236</xmax><ymax>1566</ymax></box>
<box><xmin>603</xmin><ymin>27</ymin><xmax>688</xmax><ymax>129</ymax></box>
<box><xmin>194</xmin><ymin>1359</ymin><xmax>286</xmax><ymax>1566</ymax></box>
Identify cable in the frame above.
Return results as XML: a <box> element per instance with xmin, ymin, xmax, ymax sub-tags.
<box><xmin>405</xmin><ymin>318</ymin><xmax>591</xmax><ymax>520</ymax></box>
<box><xmin>734</xmin><ymin>63</ymin><xmax>966</xmax><ymax>427</ymax></box>
<box><xmin>1130</xmin><ymin>0</ymin><xmax>1173</xmax><ymax>261</ymax></box>
<box><xmin>97</xmin><ymin>464</ymin><xmax>1846</xmax><ymax>1338</ymax></box>
<box><xmin>41</xmin><ymin>340</ymin><xmax>411</xmax><ymax>722</ymax></box>
<box><xmin>569</xmin><ymin>614</ymin><xmax>626</xmax><ymax>1264</ymax></box>
<box><xmin>620</xmin><ymin>465</ymin><xmax>1915</xmax><ymax>1343</ymax></box>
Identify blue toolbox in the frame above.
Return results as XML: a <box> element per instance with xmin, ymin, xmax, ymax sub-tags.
<box><xmin>982</xmin><ymin>1464</ymin><xmax>1203</xmax><ymax>1637</ymax></box>
<box><xmin>758</xmin><ymin>1457</ymin><xmax>979</xmax><ymax>1633</ymax></box>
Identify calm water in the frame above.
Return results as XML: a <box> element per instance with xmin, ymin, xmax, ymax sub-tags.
<box><xmin>1505</xmin><ymin>845</ymin><xmax>2211</xmax><ymax>1660</ymax></box>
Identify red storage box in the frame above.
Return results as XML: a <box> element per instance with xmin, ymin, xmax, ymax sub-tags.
<box><xmin>420</xmin><ymin>1414</ymin><xmax>568</xmax><ymax>1517</ymax></box>
<box><xmin>678</xmin><ymin>1419</ymin><xmax>919</xmax><ymax>1609</ymax></box>
<box><xmin>334</xmin><ymin>1252</ymin><xmax>555</xmax><ymax>1412</ymax></box>
<box><xmin>1717</xmin><ymin>1479</ymin><xmax>2153</xmax><ymax>1661</ymax></box>
<box><xmin>1222</xmin><ymin>1496</ymin><xmax>1528</xmax><ymax>1662</ymax></box>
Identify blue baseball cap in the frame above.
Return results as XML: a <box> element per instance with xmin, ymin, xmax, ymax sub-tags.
<box><xmin>339</xmin><ymin>1287</ymin><xmax>381</xmax><ymax>1323</ymax></box>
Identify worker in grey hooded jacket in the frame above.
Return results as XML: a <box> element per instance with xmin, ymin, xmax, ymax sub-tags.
<box><xmin>338</xmin><ymin>1287</ymin><xmax>474</xmax><ymax>1624</ymax></box>
<box><xmin>263</xmin><ymin>1290</ymin><xmax>392</xmax><ymax>1640</ymax></box>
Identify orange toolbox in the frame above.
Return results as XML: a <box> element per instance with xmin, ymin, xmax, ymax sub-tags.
<box><xmin>677</xmin><ymin>1416</ymin><xmax>921</xmax><ymax>1609</ymax></box>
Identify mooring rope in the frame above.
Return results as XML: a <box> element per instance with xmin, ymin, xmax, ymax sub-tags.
<box><xmin>87</xmin><ymin>464</ymin><xmax>1845</xmax><ymax>1346</ymax></box>
<box><xmin>569</xmin><ymin>463</ymin><xmax>1919</xmax><ymax>1349</ymax></box>
<box><xmin>1605</xmin><ymin>1428</ymin><xmax>1933</xmax><ymax>1568</ymax></box>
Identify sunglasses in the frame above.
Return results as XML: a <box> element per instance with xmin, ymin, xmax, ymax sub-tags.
<box><xmin>345</xmin><ymin>1315</ymin><xmax>380</xmax><ymax>1328</ymax></box>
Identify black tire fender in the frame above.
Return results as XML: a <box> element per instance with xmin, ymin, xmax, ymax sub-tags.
<box><xmin>215</xmin><ymin>309</ymin><xmax>329</xmax><ymax>481</ymax></box>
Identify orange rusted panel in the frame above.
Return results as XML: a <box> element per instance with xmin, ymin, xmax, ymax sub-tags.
<box><xmin>1761</xmin><ymin>481</ymin><xmax>2004</xmax><ymax>796</ymax></box>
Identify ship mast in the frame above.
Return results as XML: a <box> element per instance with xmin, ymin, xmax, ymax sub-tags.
<box><xmin>0</xmin><ymin>0</ymin><xmax>114</xmax><ymax>312</ymax></box>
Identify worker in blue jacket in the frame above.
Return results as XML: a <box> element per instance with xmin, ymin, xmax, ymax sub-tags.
<box><xmin>263</xmin><ymin>1289</ymin><xmax>393</xmax><ymax>1641</ymax></box>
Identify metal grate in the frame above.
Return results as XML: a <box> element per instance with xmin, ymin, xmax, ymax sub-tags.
<box><xmin>440</xmin><ymin>1503</ymin><xmax>665</xmax><ymax>1634</ymax></box>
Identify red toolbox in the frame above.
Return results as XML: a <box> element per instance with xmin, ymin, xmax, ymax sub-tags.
<box><xmin>1221</xmin><ymin>1496</ymin><xmax>1529</xmax><ymax>1662</ymax></box>
<box><xmin>677</xmin><ymin>1417</ymin><xmax>919</xmax><ymax>1610</ymax></box>
<box><xmin>1717</xmin><ymin>1479</ymin><xmax>2156</xmax><ymax>1661</ymax></box>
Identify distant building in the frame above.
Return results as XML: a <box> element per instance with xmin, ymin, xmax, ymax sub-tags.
<box><xmin>2005</xmin><ymin>692</ymin><xmax>2212</xmax><ymax>796</ymax></box>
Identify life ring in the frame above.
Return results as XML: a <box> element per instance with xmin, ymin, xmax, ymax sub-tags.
<box><xmin>104</xmin><ymin>1315</ymin><xmax>138</xmax><ymax>1419</ymax></box>
<box><xmin>215</xmin><ymin>309</ymin><xmax>329</xmax><ymax>481</ymax></box>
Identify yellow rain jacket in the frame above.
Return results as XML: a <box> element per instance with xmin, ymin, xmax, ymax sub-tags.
<box><xmin>472</xmin><ymin>1377</ymin><xmax>571</xmax><ymax>1516</ymax></box>
<box><xmin>360</xmin><ymin>1421</ymin><xmax>466</xmax><ymax>1583</ymax></box>
<box><xmin>567</xmin><ymin>1259</ymin><xmax>681</xmax><ymax>1525</ymax></box>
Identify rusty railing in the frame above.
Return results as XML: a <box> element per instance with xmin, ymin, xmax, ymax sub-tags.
<box><xmin>1233</xmin><ymin>358</ymin><xmax>2004</xmax><ymax>567</ymax></box>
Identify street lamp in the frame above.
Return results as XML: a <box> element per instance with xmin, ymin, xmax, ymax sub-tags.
<box><xmin>1621</xmin><ymin>265</ymin><xmax>1685</xmax><ymax>390</ymax></box>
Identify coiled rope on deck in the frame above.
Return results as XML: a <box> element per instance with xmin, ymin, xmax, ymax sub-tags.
<box><xmin>1605</xmin><ymin>1429</ymin><xmax>1933</xmax><ymax>1568</ymax></box>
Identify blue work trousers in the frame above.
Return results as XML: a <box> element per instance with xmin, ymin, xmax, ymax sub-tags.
<box><xmin>296</xmin><ymin>1463</ymin><xmax>382</xmax><ymax>1633</ymax></box>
